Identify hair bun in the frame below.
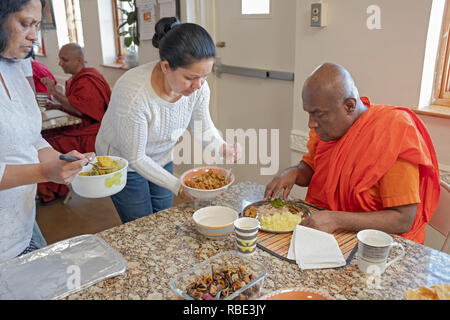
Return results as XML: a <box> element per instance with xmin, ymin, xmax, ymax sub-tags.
<box><xmin>152</xmin><ymin>17</ymin><xmax>180</xmax><ymax>49</ymax></box>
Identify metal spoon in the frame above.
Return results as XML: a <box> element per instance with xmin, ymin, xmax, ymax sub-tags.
<box><xmin>225</xmin><ymin>167</ymin><xmax>232</xmax><ymax>183</ymax></box>
<box><xmin>59</xmin><ymin>154</ymin><xmax>117</xmax><ymax>170</ymax></box>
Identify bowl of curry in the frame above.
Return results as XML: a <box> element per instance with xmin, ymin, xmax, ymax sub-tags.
<box><xmin>71</xmin><ymin>156</ymin><xmax>128</xmax><ymax>198</ymax></box>
<box><xmin>180</xmin><ymin>166</ymin><xmax>235</xmax><ymax>200</ymax></box>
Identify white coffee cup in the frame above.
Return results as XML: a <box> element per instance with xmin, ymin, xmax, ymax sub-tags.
<box><xmin>357</xmin><ymin>229</ymin><xmax>405</xmax><ymax>274</ymax></box>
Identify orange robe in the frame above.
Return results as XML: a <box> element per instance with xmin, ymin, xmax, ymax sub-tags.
<box><xmin>301</xmin><ymin>97</ymin><xmax>440</xmax><ymax>244</ymax></box>
<box><xmin>38</xmin><ymin>68</ymin><xmax>111</xmax><ymax>203</ymax></box>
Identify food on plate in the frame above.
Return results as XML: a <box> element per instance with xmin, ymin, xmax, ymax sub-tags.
<box><xmin>243</xmin><ymin>206</ymin><xmax>257</xmax><ymax>218</ymax></box>
<box><xmin>245</xmin><ymin>199</ymin><xmax>305</xmax><ymax>231</ymax></box>
<box><xmin>78</xmin><ymin>156</ymin><xmax>120</xmax><ymax>176</ymax></box>
<box><xmin>403</xmin><ymin>284</ymin><xmax>450</xmax><ymax>300</ymax></box>
<box><xmin>186</xmin><ymin>266</ymin><xmax>256</xmax><ymax>300</ymax></box>
<box><xmin>184</xmin><ymin>169</ymin><xmax>228</xmax><ymax>190</ymax></box>
<box><xmin>260</xmin><ymin>211</ymin><xmax>302</xmax><ymax>231</ymax></box>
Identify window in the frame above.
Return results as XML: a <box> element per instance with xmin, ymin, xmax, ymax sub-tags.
<box><xmin>241</xmin><ymin>0</ymin><xmax>271</xmax><ymax>15</ymax></box>
<box><xmin>433</xmin><ymin>0</ymin><xmax>450</xmax><ymax>107</ymax></box>
<box><xmin>53</xmin><ymin>0</ymin><xmax>84</xmax><ymax>47</ymax></box>
<box><xmin>416</xmin><ymin>0</ymin><xmax>450</xmax><ymax>118</ymax></box>
<box><xmin>33</xmin><ymin>30</ymin><xmax>46</xmax><ymax>56</ymax></box>
<box><xmin>112</xmin><ymin>0</ymin><xmax>138</xmax><ymax>63</ymax></box>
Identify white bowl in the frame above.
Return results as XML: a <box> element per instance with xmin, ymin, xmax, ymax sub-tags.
<box><xmin>192</xmin><ymin>206</ymin><xmax>239</xmax><ymax>239</ymax></box>
<box><xmin>71</xmin><ymin>156</ymin><xmax>128</xmax><ymax>198</ymax></box>
<box><xmin>180</xmin><ymin>166</ymin><xmax>235</xmax><ymax>200</ymax></box>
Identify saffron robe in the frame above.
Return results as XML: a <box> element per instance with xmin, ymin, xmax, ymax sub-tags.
<box><xmin>302</xmin><ymin>97</ymin><xmax>440</xmax><ymax>244</ymax></box>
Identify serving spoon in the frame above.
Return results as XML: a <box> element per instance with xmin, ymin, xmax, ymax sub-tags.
<box><xmin>225</xmin><ymin>167</ymin><xmax>232</xmax><ymax>183</ymax></box>
<box><xmin>59</xmin><ymin>154</ymin><xmax>117</xmax><ymax>171</ymax></box>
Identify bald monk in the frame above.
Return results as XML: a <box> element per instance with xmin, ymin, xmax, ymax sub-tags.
<box><xmin>264</xmin><ymin>63</ymin><xmax>440</xmax><ymax>244</ymax></box>
<box><xmin>38</xmin><ymin>43</ymin><xmax>111</xmax><ymax>203</ymax></box>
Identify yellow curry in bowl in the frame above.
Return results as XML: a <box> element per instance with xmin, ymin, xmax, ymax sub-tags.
<box><xmin>78</xmin><ymin>156</ymin><xmax>121</xmax><ymax>176</ymax></box>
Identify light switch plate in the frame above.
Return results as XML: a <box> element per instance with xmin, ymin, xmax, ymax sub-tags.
<box><xmin>311</xmin><ymin>3</ymin><xmax>327</xmax><ymax>27</ymax></box>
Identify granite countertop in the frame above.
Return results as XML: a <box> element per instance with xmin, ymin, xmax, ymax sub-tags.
<box><xmin>66</xmin><ymin>181</ymin><xmax>450</xmax><ymax>300</ymax></box>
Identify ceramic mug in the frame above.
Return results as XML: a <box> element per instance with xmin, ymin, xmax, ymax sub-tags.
<box><xmin>357</xmin><ymin>229</ymin><xmax>405</xmax><ymax>274</ymax></box>
<box><xmin>234</xmin><ymin>217</ymin><xmax>259</xmax><ymax>254</ymax></box>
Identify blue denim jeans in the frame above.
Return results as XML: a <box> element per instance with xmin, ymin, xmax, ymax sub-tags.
<box><xmin>31</xmin><ymin>221</ymin><xmax>47</xmax><ymax>248</ymax></box>
<box><xmin>111</xmin><ymin>162</ymin><xmax>174</xmax><ymax>224</ymax></box>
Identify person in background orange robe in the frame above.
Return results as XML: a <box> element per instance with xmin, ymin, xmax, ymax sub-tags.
<box><xmin>37</xmin><ymin>43</ymin><xmax>111</xmax><ymax>203</ymax></box>
<box><xmin>264</xmin><ymin>63</ymin><xmax>440</xmax><ymax>244</ymax></box>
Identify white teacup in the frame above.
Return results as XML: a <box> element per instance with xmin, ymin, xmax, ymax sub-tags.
<box><xmin>357</xmin><ymin>229</ymin><xmax>405</xmax><ymax>274</ymax></box>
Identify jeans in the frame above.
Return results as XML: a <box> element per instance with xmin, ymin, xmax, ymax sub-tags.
<box><xmin>111</xmin><ymin>162</ymin><xmax>174</xmax><ymax>224</ymax></box>
<box><xmin>31</xmin><ymin>221</ymin><xmax>47</xmax><ymax>248</ymax></box>
<box><xmin>18</xmin><ymin>238</ymin><xmax>39</xmax><ymax>256</ymax></box>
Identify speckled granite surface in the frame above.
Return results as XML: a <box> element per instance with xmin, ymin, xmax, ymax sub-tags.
<box><xmin>66</xmin><ymin>181</ymin><xmax>450</xmax><ymax>300</ymax></box>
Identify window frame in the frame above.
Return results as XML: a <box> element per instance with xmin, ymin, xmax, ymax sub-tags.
<box><xmin>111</xmin><ymin>0</ymin><xmax>135</xmax><ymax>63</ymax></box>
<box><xmin>433</xmin><ymin>0</ymin><xmax>450</xmax><ymax>107</ymax></box>
<box><xmin>111</xmin><ymin>0</ymin><xmax>122</xmax><ymax>61</ymax></box>
<box><xmin>240</xmin><ymin>0</ymin><xmax>272</xmax><ymax>19</ymax></box>
<box><xmin>64</xmin><ymin>0</ymin><xmax>83</xmax><ymax>45</ymax></box>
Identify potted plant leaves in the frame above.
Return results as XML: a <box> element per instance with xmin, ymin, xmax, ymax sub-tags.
<box><xmin>117</xmin><ymin>0</ymin><xmax>140</xmax><ymax>68</ymax></box>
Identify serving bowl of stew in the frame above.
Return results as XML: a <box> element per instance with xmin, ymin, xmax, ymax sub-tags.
<box><xmin>180</xmin><ymin>166</ymin><xmax>235</xmax><ymax>200</ymax></box>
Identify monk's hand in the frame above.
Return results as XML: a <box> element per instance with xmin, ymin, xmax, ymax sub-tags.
<box><xmin>41</xmin><ymin>77</ymin><xmax>56</xmax><ymax>94</ymax></box>
<box><xmin>41</xmin><ymin>150</ymin><xmax>89</xmax><ymax>185</ymax></box>
<box><xmin>264</xmin><ymin>167</ymin><xmax>298</xmax><ymax>202</ymax></box>
<box><xmin>300</xmin><ymin>210</ymin><xmax>340</xmax><ymax>234</ymax></box>
<box><xmin>45</xmin><ymin>100</ymin><xmax>61</xmax><ymax>110</ymax></box>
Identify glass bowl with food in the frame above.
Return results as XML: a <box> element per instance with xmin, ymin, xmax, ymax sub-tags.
<box><xmin>170</xmin><ymin>251</ymin><xmax>267</xmax><ymax>300</ymax></box>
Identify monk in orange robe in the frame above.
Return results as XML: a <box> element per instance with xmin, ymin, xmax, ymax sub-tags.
<box><xmin>37</xmin><ymin>43</ymin><xmax>111</xmax><ymax>203</ymax></box>
<box><xmin>264</xmin><ymin>63</ymin><xmax>440</xmax><ymax>244</ymax></box>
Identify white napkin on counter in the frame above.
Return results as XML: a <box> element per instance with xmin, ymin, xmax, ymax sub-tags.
<box><xmin>287</xmin><ymin>225</ymin><xmax>346</xmax><ymax>270</ymax></box>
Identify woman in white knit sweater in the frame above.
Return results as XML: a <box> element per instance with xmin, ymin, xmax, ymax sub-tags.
<box><xmin>95</xmin><ymin>17</ymin><xmax>239</xmax><ymax>223</ymax></box>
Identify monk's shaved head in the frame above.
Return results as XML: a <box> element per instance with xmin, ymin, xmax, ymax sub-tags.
<box><xmin>58</xmin><ymin>43</ymin><xmax>85</xmax><ymax>75</ymax></box>
<box><xmin>302</xmin><ymin>62</ymin><xmax>359</xmax><ymax>109</ymax></box>
<box><xmin>60</xmin><ymin>43</ymin><xmax>84</xmax><ymax>60</ymax></box>
<box><xmin>301</xmin><ymin>63</ymin><xmax>367</xmax><ymax>141</ymax></box>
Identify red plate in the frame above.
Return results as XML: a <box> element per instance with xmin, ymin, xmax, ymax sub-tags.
<box><xmin>260</xmin><ymin>288</ymin><xmax>330</xmax><ymax>300</ymax></box>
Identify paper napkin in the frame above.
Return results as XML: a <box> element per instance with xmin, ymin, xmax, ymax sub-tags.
<box><xmin>287</xmin><ymin>225</ymin><xmax>346</xmax><ymax>270</ymax></box>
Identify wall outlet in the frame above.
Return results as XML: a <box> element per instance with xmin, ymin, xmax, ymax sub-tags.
<box><xmin>311</xmin><ymin>3</ymin><xmax>328</xmax><ymax>27</ymax></box>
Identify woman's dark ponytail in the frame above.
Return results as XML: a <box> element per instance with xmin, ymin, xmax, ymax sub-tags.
<box><xmin>152</xmin><ymin>17</ymin><xmax>216</xmax><ymax>70</ymax></box>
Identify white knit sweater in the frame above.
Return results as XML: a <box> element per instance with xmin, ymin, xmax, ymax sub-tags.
<box><xmin>95</xmin><ymin>61</ymin><xmax>225</xmax><ymax>195</ymax></box>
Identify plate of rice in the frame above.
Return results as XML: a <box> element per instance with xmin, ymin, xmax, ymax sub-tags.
<box><xmin>242</xmin><ymin>199</ymin><xmax>311</xmax><ymax>233</ymax></box>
